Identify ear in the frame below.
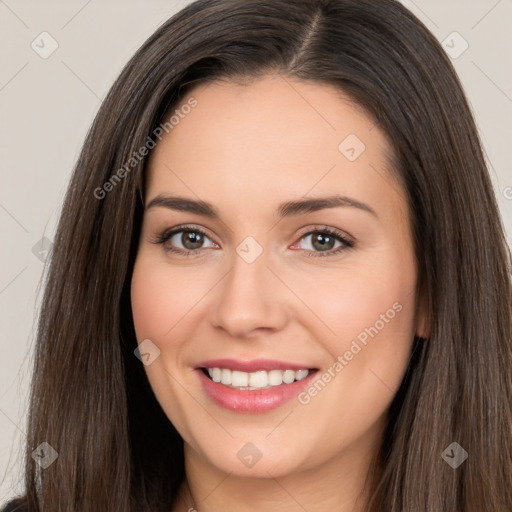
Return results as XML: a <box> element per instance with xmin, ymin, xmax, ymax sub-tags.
<box><xmin>415</xmin><ymin>284</ymin><xmax>430</xmax><ymax>339</ymax></box>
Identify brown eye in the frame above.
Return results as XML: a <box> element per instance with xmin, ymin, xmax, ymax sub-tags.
<box><xmin>179</xmin><ymin>231</ymin><xmax>205</xmax><ymax>250</ymax></box>
<box><xmin>154</xmin><ymin>226</ymin><xmax>218</xmax><ymax>255</ymax></box>
<box><xmin>310</xmin><ymin>232</ymin><xmax>337</xmax><ymax>251</ymax></box>
<box><xmin>293</xmin><ymin>227</ymin><xmax>355</xmax><ymax>257</ymax></box>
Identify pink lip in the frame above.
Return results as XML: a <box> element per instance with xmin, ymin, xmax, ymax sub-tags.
<box><xmin>195</xmin><ymin>366</ymin><xmax>318</xmax><ymax>413</ymax></box>
<box><xmin>195</xmin><ymin>358</ymin><xmax>315</xmax><ymax>372</ymax></box>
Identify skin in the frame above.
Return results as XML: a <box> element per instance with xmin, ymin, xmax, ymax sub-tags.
<box><xmin>130</xmin><ymin>75</ymin><xmax>428</xmax><ymax>512</ymax></box>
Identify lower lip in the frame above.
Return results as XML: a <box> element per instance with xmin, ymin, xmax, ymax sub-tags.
<box><xmin>196</xmin><ymin>369</ymin><xmax>317</xmax><ymax>413</ymax></box>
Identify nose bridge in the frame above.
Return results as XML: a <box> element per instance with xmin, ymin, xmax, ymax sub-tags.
<box><xmin>212</xmin><ymin>236</ymin><xmax>288</xmax><ymax>336</ymax></box>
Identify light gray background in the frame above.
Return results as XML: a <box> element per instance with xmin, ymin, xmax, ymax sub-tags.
<box><xmin>1</xmin><ymin>0</ymin><xmax>511</xmax><ymax>502</ymax></box>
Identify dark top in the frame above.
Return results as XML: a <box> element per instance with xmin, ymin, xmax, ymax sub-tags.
<box><xmin>1</xmin><ymin>499</ymin><xmax>25</xmax><ymax>512</ymax></box>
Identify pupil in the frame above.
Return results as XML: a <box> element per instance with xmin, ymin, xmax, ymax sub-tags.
<box><xmin>183</xmin><ymin>231</ymin><xmax>203</xmax><ymax>249</ymax></box>
<box><xmin>312</xmin><ymin>233</ymin><xmax>334</xmax><ymax>251</ymax></box>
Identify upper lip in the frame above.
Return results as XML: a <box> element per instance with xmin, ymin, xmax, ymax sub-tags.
<box><xmin>195</xmin><ymin>358</ymin><xmax>317</xmax><ymax>372</ymax></box>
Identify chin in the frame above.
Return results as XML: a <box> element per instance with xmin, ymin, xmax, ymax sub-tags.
<box><xmin>194</xmin><ymin>437</ymin><xmax>316</xmax><ymax>479</ymax></box>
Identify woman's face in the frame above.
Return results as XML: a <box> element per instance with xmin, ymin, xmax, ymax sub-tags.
<box><xmin>131</xmin><ymin>75</ymin><xmax>426</xmax><ymax>479</ymax></box>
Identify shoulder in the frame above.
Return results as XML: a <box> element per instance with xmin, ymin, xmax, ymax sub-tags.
<box><xmin>1</xmin><ymin>498</ymin><xmax>26</xmax><ymax>512</ymax></box>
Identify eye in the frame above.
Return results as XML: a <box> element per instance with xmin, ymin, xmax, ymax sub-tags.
<box><xmin>151</xmin><ymin>225</ymin><xmax>218</xmax><ymax>256</ymax></box>
<box><xmin>291</xmin><ymin>226</ymin><xmax>355</xmax><ymax>257</ymax></box>
<box><xmin>151</xmin><ymin>224</ymin><xmax>355</xmax><ymax>258</ymax></box>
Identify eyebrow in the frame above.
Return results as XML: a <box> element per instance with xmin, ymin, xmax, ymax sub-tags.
<box><xmin>146</xmin><ymin>194</ymin><xmax>378</xmax><ymax>219</ymax></box>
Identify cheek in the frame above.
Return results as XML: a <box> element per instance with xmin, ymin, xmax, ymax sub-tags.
<box><xmin>296</xmin><ymin>260</ymin><xmax>415</xmax><ymax>342</ymax></box>
<box><xmin>130</xmin><ymin>254</ymin><xmax>208</xmax><ymax>342</ymax></box>
<box><xmin>286</xmin><ymin>256</ymin><xmax>416</xmax><ymax>456</ymax></box>
<box><xmin>130</xmin><ymin>255</ymin><xmax>201</xmax><ymax>435</ymax></box>
<box><xmin>130</xmin><ymin>260</ymin><xmax>170</xmax><ymax>341</ymax></box>
<box><xmin>292</xmin><ymin>248</ymin><xmax>417</xmax><ymax>386</ymax></box>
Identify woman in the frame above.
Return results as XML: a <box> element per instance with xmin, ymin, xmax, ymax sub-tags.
<box><xmin>3</xmin><ymin>0</ymin><xmax>511</xmax><ymax>511</ymax></box>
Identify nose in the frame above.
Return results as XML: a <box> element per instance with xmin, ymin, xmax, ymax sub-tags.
<box><xmin>211</xmin><ymin>244</ymin><xmax>289</xmax><ymax>338</ymax></box>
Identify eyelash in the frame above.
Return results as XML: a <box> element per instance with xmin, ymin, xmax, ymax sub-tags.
<box><xmin>151</xmin><ymin>224</ymin><xmax>355</xmax><ymax>258</ymax></box>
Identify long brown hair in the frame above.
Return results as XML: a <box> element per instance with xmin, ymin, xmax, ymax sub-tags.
<box><xmin>8</xmin><ymin>0</ymin><xmax>512</xmax><ymax>510</ymax></box>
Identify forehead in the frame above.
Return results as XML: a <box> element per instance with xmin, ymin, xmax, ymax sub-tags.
<box><xmin>145</xmin><ymin>75</ymin><xmax>405</xmax><ymax>222</ymax></box>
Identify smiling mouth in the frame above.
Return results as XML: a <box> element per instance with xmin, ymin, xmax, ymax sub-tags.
<box><xmin>200</xmin><ymin>367</ymin><xmax>318</xmax><ymax>390</ymax></box>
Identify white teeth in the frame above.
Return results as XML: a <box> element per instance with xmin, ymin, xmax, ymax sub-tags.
<box><xmin>221</xmin><ymin>368</ymin><xmax>231</xmax><ymax>385</ymax></box>
<box><xmin>231</xmin><ymin>370</ymin><xmax>249</xmax><ymax>387</ymax></box>
<box><xmin>295</xmin><ymin>369</ymin><xmax>309</xmax><ymax>381</ymax></box>
<box><xmin>282</xmin><ymin>369</ymin><xmax>295</xmax><ymax>384</ymax></box>
<box><xmin>268</xmin><ymin>369</ymin><xmax>283</xmax><ymax>386</ymax></box>
<box><xmin>249</xmin><ymin>371</ymin><xmax>268</xmax><ymax>388</ymax></box>
<box><xmin>204</xmin><ymin>367</ymin><xmax>311</xmax><ymax>389</ymax></box>
<box><xmin>211</xmin><ymin>368</ymin><xmax>221</xmax><ymax>382</ymax></box>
